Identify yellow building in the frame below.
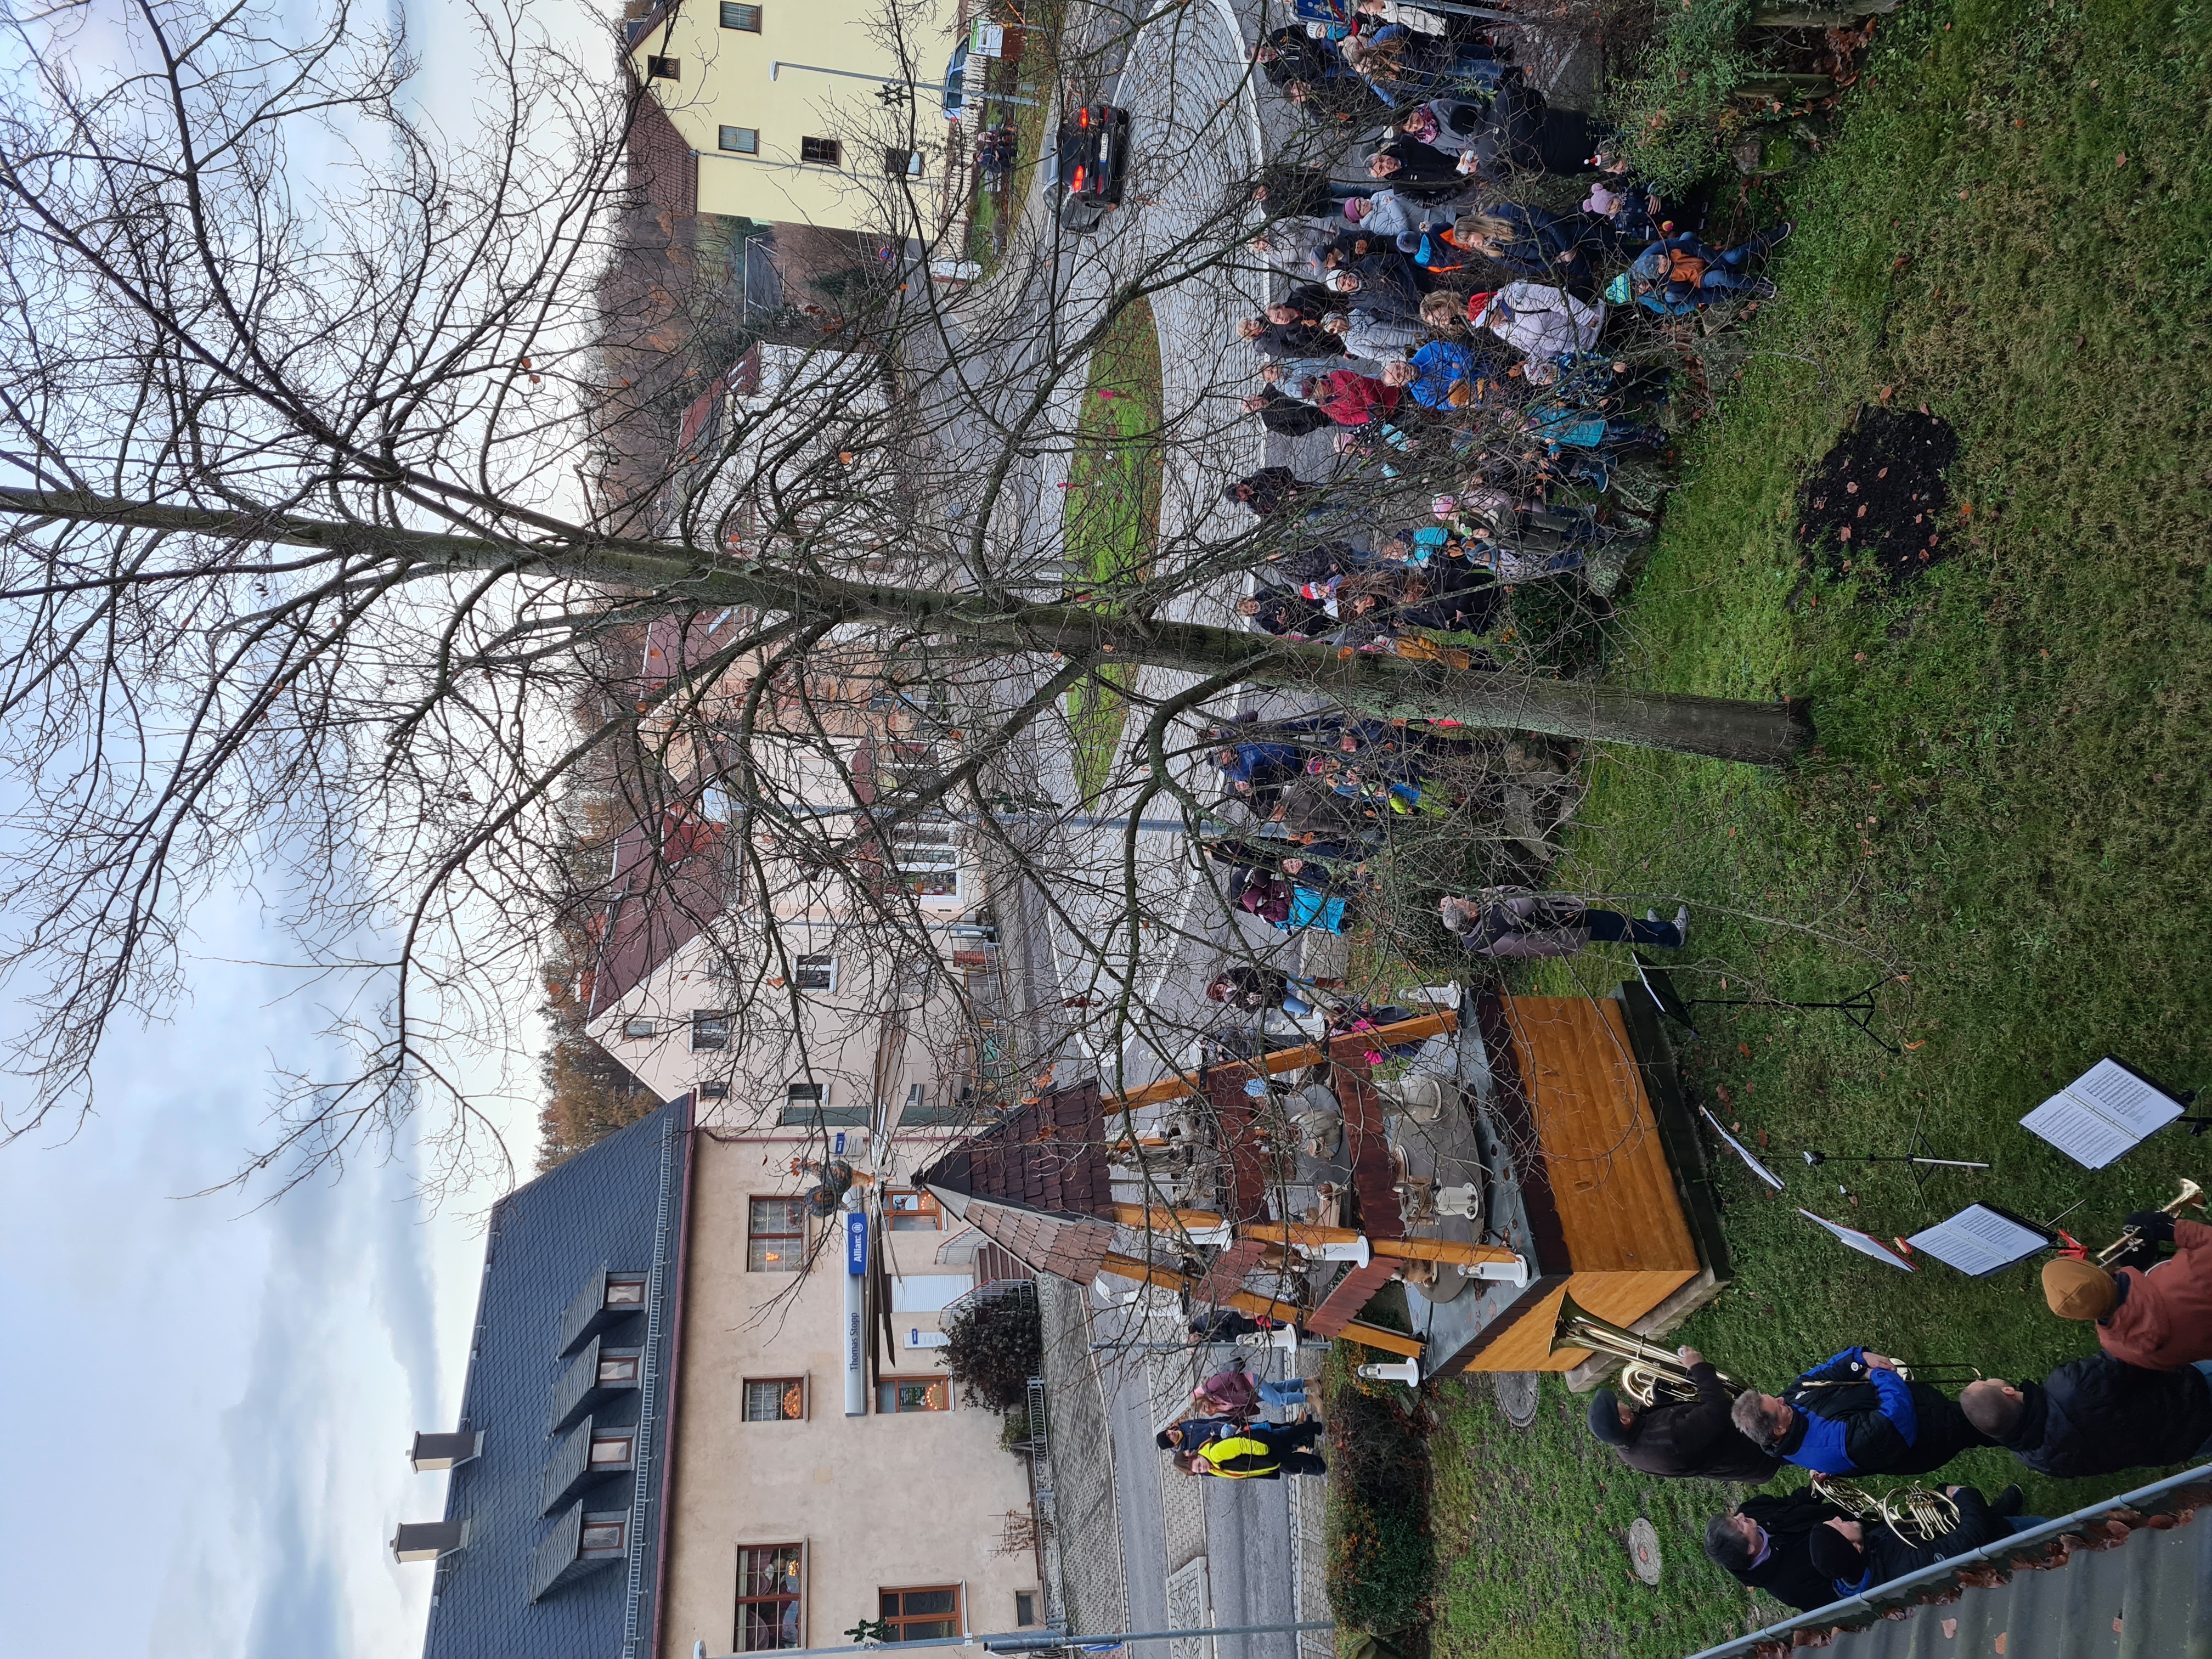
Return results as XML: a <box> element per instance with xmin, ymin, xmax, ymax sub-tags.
<box><xmin>625</xmin><ymin>0</ymin><xmax>970</xmax><ymax>232</ymax></box>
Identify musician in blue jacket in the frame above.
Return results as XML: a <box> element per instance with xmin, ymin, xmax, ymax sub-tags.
<box><xmin>1729</xmin><ymin>1348</ymin><xmax>1990</xmax><ymax>1479</ymax></box>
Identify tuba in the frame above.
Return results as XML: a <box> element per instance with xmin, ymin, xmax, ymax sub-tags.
<box><xmin>1548</xmin><ymin>1290</ymin><xmax>1741</xmax><ymax>1407</ymax></box>
<box><xmin>2094</xmin><ymin>1177</ymin><xmax>2205</xmax><ymax>1266</ymax></box>
<box><xmin>1812</xmin><ymin>1474</ymin><xmax>1960</xmax><ymax>1544</ymax></box>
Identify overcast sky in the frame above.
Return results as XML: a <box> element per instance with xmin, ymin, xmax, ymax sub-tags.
<box><xmin>0</xmin><ymin>1</ymin><xmax>617</xmax><ymax>1654</ymax></box>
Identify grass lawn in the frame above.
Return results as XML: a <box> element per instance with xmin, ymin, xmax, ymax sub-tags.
<box><xmin>964</xmin><ymin>1</ymin><xmax>1063</xmax><ymax>277</ymax></box>
<box><xmin>1064</xmin><ymin>294</ymin><xmax>1164</xmax><ymax>800</ymax></box>
<box><xmin>1401</xmin><ymin>0</ymin><xmax>2212</xmax><ymax>1651</ymax></box>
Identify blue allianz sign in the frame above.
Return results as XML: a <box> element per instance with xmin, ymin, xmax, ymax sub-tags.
<box><xmin>844</xmin><ymin>1210</ymin><xmax>868</xmax><ymax>1275</ymax></box>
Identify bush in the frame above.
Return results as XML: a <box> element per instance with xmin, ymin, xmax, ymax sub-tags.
<box><xmin>1324</xmin><ymin>1345</ymin><xmax>1435</xmax><ymax>1635</ymax></box>
<box><xmin>1497</xmin><ymin>578</ymin><xmax>1616</xmax><ymax>679</ymax></box>
<box><xmin>1602</xmin><ymin>0</ymin><xmax>1757</xmax><ymax>190</ymax></box>
<box><xmin>939</xmin><ymin>1289</ymin><xmax>1042</xmax><ymax>1412</ymax></box>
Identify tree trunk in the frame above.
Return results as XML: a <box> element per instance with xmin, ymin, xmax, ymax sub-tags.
<box><xmin>0</xmin><ymin>491</ymin><xmax>1814</xmax><ymax>766</ymax></box>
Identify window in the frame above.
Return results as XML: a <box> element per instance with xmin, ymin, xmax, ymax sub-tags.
<box><xmin>793</xmin><ymin>953</ymin><xmax>836</xmax><ymax>992</ymax></box>
<box><xmin>719</xmin><ymin>1</ymin><xmax>762</xmax><ymax>28</ymax></box>
<box><xmin>893</xmin><ymin>820</ymin><xmax>961</xmax><ymax>898</ymax></box>
<box><xmin>692</xmin><ymin>1011</ymin><xmax>731</xmax><ymax>1051</ymax></box>
<box><xmin>719</xmin><ymin>126</ymin><xmax>760</xmax><ymax>155</ymax></box>
<box><xmin>589</xmin><ymin>1433</ymin><xmax>636</xmax><ymax>1466</ymax></box>
<box><xmin>604</xmin><ymin>1274</ymin><xmax>647</xmax><ymax>1307</ymax></box>
<box><xmin>743</xmin><ymin>1377</ymin><xmax>806</xmax><ymax>1421</ymax></box>
<box><xmin>785</xmin><ymin>1081</ymin><xmax>825</xmax><ymax>1105</ymax></box>
<box><xmin>623</xmin><ymin>1017</ymin><xmax>657</xmax><ymax>1039</ymax></box>
<box><xmin>887</xmin><ymin>1189</ymin><xmax>940</xmax><ymax>1231</ymax></box>
<box><xmin>698</xmin><ymin>1081</ymin><xmax>731</xmax><ymax>1101</ymax></box>
<box><xmin>737</xmin><ymin>1544</ymin><xmax>804</xmax><ymax>1650</ymax></box>
<box><xmin>799</xmin><ymin>137</ymin><xmax>842</xmax><ymax>167</ymax></box>
<box><xmin>878</xmin><ymin>1586</ymin><xmax>961</xmax><ymax>1642</ymax></box>
<box><xmin>874</xmin><ymin>1377</ymin><xmax>951</xmax><ymax>1414</ymax></box>
<box><xmin>646</xmin><ymin>55</ymin><xmax>680</xmax><ymax>80</ymax></box>
<box><xmin>748</xmin><ymin>1197</ymin><xmax>808</xmax><ymax>1271</ymax></box>
<box><xmin>883</xmin><ymin>148</ymin><xmax>924</xmax><ymax>178</ymax></box>
<box><xmin>580</xmin><ymin>1515</ymin><xmax>628</xmax><ymax>1555</ymax></box>
<box><xmin>1014</xmin><ymin>1592</ymin><xmax>1037</xmax><ymax>1628</ymax></box>
<box><xmin>598</xmin><ymin>1352</ymin><xmax>640</xmax><ymax>1384</ymax></box>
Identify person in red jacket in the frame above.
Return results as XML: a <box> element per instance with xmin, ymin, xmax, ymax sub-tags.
<box><xmin>2041</xmin><ymin>1209</ymin><xmax>2212</xmax><ymax>1369</ymax></box>
<box><xmin>1313</xmin><ymin>368</ymin><xmax>1402</xmax><ymax>427</ymax></box>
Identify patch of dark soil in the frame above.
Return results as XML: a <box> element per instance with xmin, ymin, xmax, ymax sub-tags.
<box><xmin>1797</xmin><ymin>406</ymin><xmax>1960</xmax><ymax>582</ymax></box>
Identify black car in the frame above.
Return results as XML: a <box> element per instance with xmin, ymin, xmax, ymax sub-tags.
<box><xmin>1049</xmin><ymin>103</ymin><xmax>1131</xmax><ymax>232</ymax></box>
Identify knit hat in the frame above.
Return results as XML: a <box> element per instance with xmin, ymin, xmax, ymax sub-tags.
<box><xmin>1604</xmin><ymin>272</ymin><xmax>1633</xmax><ymax>305</ymax></box>
<box><xmin>2043</xmin><ymin>1256</ymin><xmax>2119</xmax><ymax>1321</ymax></box>
<box><xmin>1464</xmin><ymin>290</ymin><xmax>1497</xmax><ymax>324</ymax></box>
<box><xmin>1587</xmin><ymin>1390</ymin><xmax>1632</xmax><ymax>1446</ymax></box>
<box><xmin>1342</xmin><ymin>196</ymin><xmax>1370</xmax><ymax>222</ymax></box>
<box><xmin>1807</xmin><ymin>1525</ymin><xmax>1865</xmax><ymax>1583</ymax></box>
<box><xmin>1325</xmin><ymin>269</ymin><xmax>1359</xmax><ymax>292</ymax></box>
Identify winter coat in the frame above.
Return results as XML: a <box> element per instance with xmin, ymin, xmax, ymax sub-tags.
<box><xmin>1452</xmin><ymin>890</ymin><xmax>1593</xmax><ymax>958</ymax></box>
<box><xmin>1831</xmin><ymin>1486</ymin><xmax>2007</xmax><ymax>1596</ymax></box>
<box><xmin>1251</xmin><ymin>388</ymin><xmax>1333</xmax><ymax>437</ymax></box>
<box><xmin>2099</xmin><ymin>1218</ymin><xmax>2212</xmax><ymax>1369</ymax></box>
<box><xmin>1250</xmin><ymin>593</ymin><xmax>1329</xmax><ymax>637</ymax></box>
<box><xmin>1221</xmin><ymin>741</ymin><xmax>1308</xmax><ymax>791</ymax></box>
<box><xmin>1315</xmin><ymin>369</ymin><xmax>1403</xmax><ymax>427</ymax></box>
<box><xmin>1259</xmin><ymin>26</ymin><xmax>1339</xmax><ymax>88</ymax></box>
<box><xmin>1279</xmin><ymin>281</ymin><xmax>1334</xmax><ymax>322</ymax></box>
<box><xmin>1356</xmin><ymin>184</ymin><xmax>1476</xmax><ymax>236</ymax></box>
<box><xmin>1403</xmin><ymin>338</ymin><xmax>1496</xmax><ymax>410</ymax></box>
<box><xmin>1613</xmin><ymin>1362</ymin><xmax>1785</xmax><ymax>1483</ymax></box>
<box><xmin>1338</xmin><ymin>309</ymin><xmax>1427</xmax><ymax>359</ymax></box>
<box><xmin>1732</xmin><ymin>1491</ymin><xmax>1852</xmax><ymax>1613</ymax></box>
<box><xmin>1778</xmin><ymin>1348</ymin><xmax>1989</xmax><ymax>1479</ymax></box>
<box><xmin>1372</xmin><ymin>137</ymin><xmax>1465</xmax><ymax>194</ymax></box>
<box><xmin>1229</xmin><ymin>466</ymin><xmax>1310</xmax><ymax>516</ymax></box>
<box><xmin>1475</xmin><ymin>283</ymin><xmax>1606</xmax><ymax>359</ymax></box>
<box><xmin>1993</xmin><ymin>1352</ymin><xmax>2212</xmax><ymax>1479</ymax></box>
<box><xmin>1236</xmin><ymin>874</ymin><xmax>1297</xmax><ymax>926</ymax></box>
<box><xmin>1253</xmin><ymin>165</ymin><xmax>1341</xmax><ymax>222</ymax></box>
<box><xmin>1473</xmin><ymin>202</ymin><xmax>1611</xmax><ymax>288</ymax></box>
<box><xmin>1192</xmin><ymin>1367</ymin><xmax>1262</xmax><ymax>1416</ymax></box>
<box><xmin>1251</xmin><ymin>321</ymin><xmax>1344</xmax><ymax>360</ymax></box>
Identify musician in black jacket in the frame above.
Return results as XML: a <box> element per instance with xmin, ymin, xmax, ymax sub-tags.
<box><xmin>1587</xmin><ymin>1346</ymin><xmax>1781</xmax><ymax>1482</ymax></box>
<box><xmin>1961</xmin><ymin>1352</ymin><xmax>2212</xmax><ymax>1477</ymax></box>
<box><xmin>1803</xmin><ymin>1484</ymin><xmax>2030</xmax><ymax>1599</ymax></box>
<box><xmin>1702</xmin><ymin>1490</ymin><xmax>1850</xmax><ymax>1613</ymax></box>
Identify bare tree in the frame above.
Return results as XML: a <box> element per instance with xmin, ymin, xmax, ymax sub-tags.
<box><xmin>0</xmin><ymin>0</ymin><xmax>1804</xmax><ymax>1195</ymax></box>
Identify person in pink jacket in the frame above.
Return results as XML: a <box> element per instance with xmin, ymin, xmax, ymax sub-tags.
<box><xmin>1439</xmin><ymin>889</ymin><xmax>1689</xmax><ymax>957</ymax></box>
<box><xmin>1189</xmin><ymin>1365</ymin><xmax>1312</xmax><ymax>1419</ymax></box>
<box><xmin>2041</xmin><ymin>1211</ymin><xmax>2212</xmax><ymax>1369</ymax></box>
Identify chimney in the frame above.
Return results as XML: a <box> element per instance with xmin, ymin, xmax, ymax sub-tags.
<box><xmin>409</xmin><ymin>1429</ymin><xmax>485</xmax><ymax>1472</ymax></box>
<box><xmin>391</xmin><ymin>1520</ymin><xmax>470</xmax><ymax>1563</ymax></box>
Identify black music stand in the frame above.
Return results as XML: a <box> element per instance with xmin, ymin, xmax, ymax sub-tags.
<box><xmin>1632</xmin><ymin>953</ymin><xmax>1903</xmax><ymax>1056</ymax></box>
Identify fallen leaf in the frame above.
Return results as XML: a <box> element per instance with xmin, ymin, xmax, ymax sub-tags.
<box><xmin>1904</xmin><ymin>1039</ymin><xmax>1927</xmax><ymax>1051</ymax></box>
<box><xmin>1739</xmin><ymin>1042</ymin><xmax>1751</xmax><ymax>1058</ymax></box>
<box><xmin>1757</xmin><ymin>1129</ymin><xmax>1770</xmax><ymax>1148</ymax></box>
<box><xmin>1878</xmin><ymin>383</ymin><xmax>1897</xmax><ymax>403</ymax></box>
<box><xmin>1942</xmin><ymin>1618</ymin><xmax>1957</xmax><ymax>1638</ymax></box>
<box><xmin>2116</xmin><ymin>153</ymin><xmax>2128</xmax><ymax>167</ymax></box>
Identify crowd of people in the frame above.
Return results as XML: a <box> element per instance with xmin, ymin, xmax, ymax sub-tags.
<box><xmin>1579</xmin><ymin>1208</ymin><xmax>2212</xmax><ymax>1612</ymax></box>
<box><xmin>1223</xmin><ymin>3</ymin><xmax>1789</xmax><ymax>650</ymax></box>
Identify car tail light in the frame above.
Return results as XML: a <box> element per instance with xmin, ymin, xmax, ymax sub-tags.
<box><xmin>1077</xmin><ymin>107</ymin><xmax>1090</xmax><ymax>127</ymax></box>
<box><xmin>1070</xmin><ymin>165</ymin><xmax>1087</xmax><ymax>192</ymax></box>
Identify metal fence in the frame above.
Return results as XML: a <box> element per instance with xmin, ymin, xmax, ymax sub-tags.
<box><xmin>1686</xmin><ymin>1463</ymin><xmax>2212</xmax><ymax>1659</ymax></box>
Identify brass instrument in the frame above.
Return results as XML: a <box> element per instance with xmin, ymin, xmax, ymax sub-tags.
<box><xmin>1796</xmin><ymin>1358</ymin><xmax>1982</xmax><ymax>1387</ymax></box>
<box><xmin>1548</xmin><ymin>1290</ymin><xmax>1741</xmax><ymax>1407</ymax></box>
<box><xmin>1812</xmin><ymin>1474</ymin><xmax>1961</xmax><ymax>1544</ymax></box>
<box><xmin>2094</xmin><ymin>1177</ymin><xmax>2205</xmax><ymax>1267</ymax></box>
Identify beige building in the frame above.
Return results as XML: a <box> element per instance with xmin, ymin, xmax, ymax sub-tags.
<box><xmin>624</xmin><ymin>0</ymin><xmax>970</xmax><ymax>233</ymax></box>
<box><xmin>394</xmin><ymin>1099</ymin><xmax>1046</xmax><ymax>1659</ymax></box>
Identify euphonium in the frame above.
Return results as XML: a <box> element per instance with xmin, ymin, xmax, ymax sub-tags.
<box><xmin>1548</xmin><ymin>1290</ymin><xmax>1741</xmax><ymax>1408</ymax></box>
<box><xmin>1812</xmin><ymin>1474</ymin><xmax>1961</xmax><ymax>1545</ymax></box>
<box><xmin>2094</xmin><ymin>1177</ymin><xmax>2205</xmax><ymax>1267</ymax></box>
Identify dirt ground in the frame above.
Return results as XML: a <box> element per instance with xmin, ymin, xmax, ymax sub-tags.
<box><xmin>1796</xmin><ymin>404</ymin><xmax>1960</xmax><ymax>580</ymax></box>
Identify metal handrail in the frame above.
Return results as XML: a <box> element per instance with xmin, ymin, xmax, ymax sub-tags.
<box><xmin>1681</xmin><ymin>1462</ymin><xmax>2212</xmax><ymax>1658</ymax></box>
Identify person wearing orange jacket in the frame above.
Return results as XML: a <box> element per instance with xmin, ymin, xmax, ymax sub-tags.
<box><xmin>2041</xmin><ymin>1207</ymin><xmax>2212</xmax><ymax>1369</ymax></box>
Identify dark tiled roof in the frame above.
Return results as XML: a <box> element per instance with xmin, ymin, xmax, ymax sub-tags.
<box><xmin>419</xmin><ymin>1102</ymin><xmax>690</xmax><ymax>1659</ymax></box>
<box><xmin>913</xmin><ymin>1082</ymin><xmax>1112</xmax><ymax>1216</ymax></box>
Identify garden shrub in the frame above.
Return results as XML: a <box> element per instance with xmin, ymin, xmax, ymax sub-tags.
<box><xmin>939</xmin><ymin>1289</ymin><xmax>1041</xmax><ymax>1412</ymax></box>
<box><xmin>1324</xmin><ymin>1346</ymin><xmax>1435</xmax><ymax>1635</ymax></box>
<box><xmin>1602</xmin><ymin>0</ymin><xmax>1757</xmax><ymax>189</ymax></box>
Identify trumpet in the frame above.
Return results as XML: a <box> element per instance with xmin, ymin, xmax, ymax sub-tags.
<box><xmin>1812</xmin><ymin>1474</ymin><xmax>1961</xmax><ymax>1544</ymax></box>
<box><xmin>1548</xmin><ymin>1290</ymin><xmax>1741</xmax><ymax>1407</ymax></box>
<box><xmin>2094</xmin><ymin>1177</ymin><xmax>2205</xmax><ymax>1266</ymax></box>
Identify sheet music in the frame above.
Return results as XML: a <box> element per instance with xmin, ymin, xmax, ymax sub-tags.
<box><xmin>2019</xmin><ymin>1096</ymin><xmax>2138</xmax><ymax>1170</ymax></box>
<box><xmin>2021</xmin><ymin>1057</ymin><xmax>2183</xmax><ymax>1169</ymax></box>
<box><xmin>1797</xmin><ymin>1209</ymin><xmax>1917</xmax><ymax>1271</ymax></box>
<box><xmin>1700</xmin><ymin>1104</ymin><xmax>1785</xmax><ymax>1189</ymax></box>
<box><xmin>2072</xmin><ymin>1057</ymin><xmax>2184</xmax><ymax>1137</ymax></box>
<box><xmin>1907</xmin><ymin>1204</ymin><xmax>2049</xmax><ymax>1277</ymax></box>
